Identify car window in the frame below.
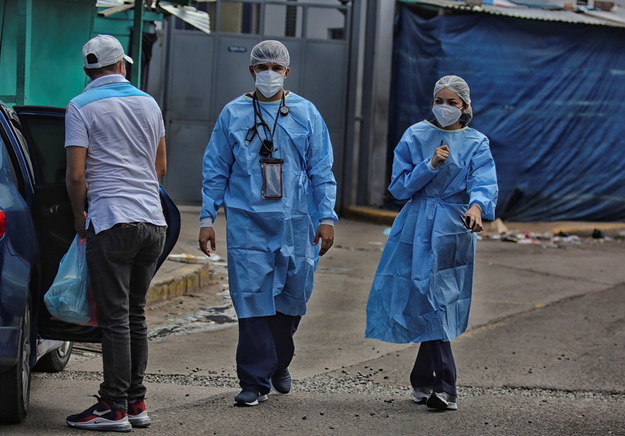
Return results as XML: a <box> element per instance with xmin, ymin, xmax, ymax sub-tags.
<box><xmin>0</xmin><ymin>136</ymin><xmax>21</xmax><ymax>190</ymax></box>
<box><xmin>0</xmin><ymin>111</ymin><xmax>26</xmax><ymax>194</ymax></box>
<box><xmin>8</xmin><ymin>117</ymin><xmax>36</xmax><ymax>187</ymax></box>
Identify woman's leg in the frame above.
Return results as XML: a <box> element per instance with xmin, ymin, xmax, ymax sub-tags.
<box><xmin>410</xmin><ymin>341</ymin><xmax>436</xmax><ymax>390</ymax></box>
<box><xmin>430</xmin><ymin>340</ymin><xmax>457</xmax><ymax>396</ymax></box>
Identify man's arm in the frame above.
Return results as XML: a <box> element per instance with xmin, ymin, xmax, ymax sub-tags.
<box><xmin>306</xmin><ymin>108</ymin><xmax>338</xmax><ymax>256</ymax></box>
<box><xmin>66</xmin><ymin>146</ymin><xmax>88</xmax><ymax>237</ymax></box>
<box><xmin>198</xmin><ymin>113</ymin><xmax>235</xmax><ymax>257</ymax></box>
<box><xmin>156</xmin><ymin>136</ymin><xmax>167</xmax><ymax>179</ymax></box>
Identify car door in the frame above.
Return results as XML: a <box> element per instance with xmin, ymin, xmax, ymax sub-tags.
<box><xmin>13</xmin><ymin>105</ymin><xmax>180</xmax><ymax>342</ymax></box>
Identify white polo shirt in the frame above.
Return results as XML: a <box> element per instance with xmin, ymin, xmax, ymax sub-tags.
<box><xmin>65</xmin><ymin>74</ymin><xmax>167</xmax><ymax>234</ymax></box>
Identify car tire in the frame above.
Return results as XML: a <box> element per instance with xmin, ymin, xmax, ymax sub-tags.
<box><xmin>34</xmin><ymin>341</ymin><xmax>73</xmax><ymax>372</ymax></box>
<box><xmin>0</xmin><ymin>297</ymin><xmax>32</xmax><ymax>424</ymax></box>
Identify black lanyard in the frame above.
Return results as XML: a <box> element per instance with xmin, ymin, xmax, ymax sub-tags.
<box><xmin>248</xmin><ymin>92</ymin><xmax>287</xmax><ymax>157</ymax></box>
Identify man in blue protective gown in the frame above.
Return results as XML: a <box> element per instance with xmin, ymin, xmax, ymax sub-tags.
<box><xmin>198</xmin><ymin>40</ymin><xmax>337</xmax><ymax>407</ymax></box>
<box><xmin>366</xmin><ymin>75</ymin><xmax>498</xmax><ymax>411</ymax></box>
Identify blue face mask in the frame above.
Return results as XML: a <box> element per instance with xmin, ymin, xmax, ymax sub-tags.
<box><xmin>432</xmin><ymin>104</ymin><xmax>462</xmax><ymax>127</ymax></box>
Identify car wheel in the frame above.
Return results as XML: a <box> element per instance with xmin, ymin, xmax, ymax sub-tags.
<box><xmin>0</xmin><ymin>298</ymin><xmax>32</xmax><ymax>424</ymax></box>
<box><xmin>34</xmin><ymin>341</ymin><xmax>73</xmax><ymax>372</ymax></box>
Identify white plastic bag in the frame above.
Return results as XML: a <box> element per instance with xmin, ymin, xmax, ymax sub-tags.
<box><xmin>44</xmin><ymin>235</ymin><xmax>92</xmax><ymax>325</ymax></box>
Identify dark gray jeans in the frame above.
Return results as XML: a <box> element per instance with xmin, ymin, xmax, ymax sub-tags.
<box><xmin>86</xmin><ymin>222</ymin><xmax>166</xmax><ymax>411</ymax></box>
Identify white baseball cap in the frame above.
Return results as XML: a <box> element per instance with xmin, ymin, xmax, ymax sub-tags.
<box><xmin>82</xmin><ymin>34</ymin><xmax>133</xmax><ymax>69</ymax></box>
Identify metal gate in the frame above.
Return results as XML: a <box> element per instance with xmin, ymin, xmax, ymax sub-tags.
<box><xmin>158</xmin><ymin>0</ymin><xmax>360</xmax><ymax>208</ymax></box>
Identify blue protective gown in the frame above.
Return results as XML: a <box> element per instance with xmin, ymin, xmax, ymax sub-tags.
<box><xmin>200</xmin><ymin>92</ymin><xmax>338</xmax><ymax>319</ymax></box>
<box><xmin>366</xmin><ymin>120</ymin><xmax>498</xmax><ymax>343</ymax></box>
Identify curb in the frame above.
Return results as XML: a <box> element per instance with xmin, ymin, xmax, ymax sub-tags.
<box><xmin>146</xmin><ymin>262</ymin><xmax>213</xmax><ymax>306</ymax></box>
<box><xmin>342</xmin><ymin>205</ymin><xmax>625</xmax><ymax>237</ymax></box>
<box><xmin>342</xmin><ymin>205</ymin><xmax>397</xmax><ymax>226</ymax></box>
<box><xmin>548</xmin><ymin>222</ymin><xmax>625</xmax><ymax>237</ymax></box>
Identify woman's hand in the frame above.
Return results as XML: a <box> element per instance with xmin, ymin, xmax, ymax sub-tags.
<box><xmin>431</xmin><ymin>145</ymin><xmax>450</xmax><ymax>168</ymax></box>
<box><xmin>463</xmin><ymin>204</ymin><xmax>483</xmax><ymax>232</ymax></box>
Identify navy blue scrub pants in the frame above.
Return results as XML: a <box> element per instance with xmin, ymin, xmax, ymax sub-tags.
<box><xmin>410</xmin><ymin>340</ymin><xmax>457</xmax><ymax>396</ymax></box>
<box><xmin>236</xmin><ymin>312</ymin><xmax>301</xmax><ymax>394</ymax></box>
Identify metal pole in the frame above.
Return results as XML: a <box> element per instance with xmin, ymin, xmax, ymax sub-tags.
<box><xmin>16</xmin><ymin>0</ymin><xmax>33</xmax><ymax>105</ymax></box>
<box><xmin>341</xmin><ymin>0</ymin><xmax>361</xmax><ymax>211</ymax></box>
<box><xmin>356</xmin><ymin>0</ymin><xmax>377</xmax><ymax>205</ymax></box>
<box><xmin>130</xmin><ymin>0</ymin><xmax>144</xmax><ymax>88</ymax></box>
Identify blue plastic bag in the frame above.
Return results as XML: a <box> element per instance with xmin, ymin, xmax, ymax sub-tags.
<box><xmin>44</xmin><ymin>235</ymin><xmax>91</xmax><ymax>325</ymax></box>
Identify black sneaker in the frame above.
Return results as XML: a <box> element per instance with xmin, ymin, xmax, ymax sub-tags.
<box><xmin>128</xmin><ymin>398</ymin><xmax>151</xmax><ymax>428</ymax></box>
<box><xmin>234</xmin><ymin>390</ymin><xmax>268</xmax><ymax>406</ymax></box>
<box><xmin>271</xmin><ymin>369</ymin><xmax>292</xmax><ymax>394</ymax></box>
<box><xmin>66</xmin><ymin>397</ymin><xmax>131</xmax><ymax>432</ymax></box>
<box><xmin>426</xmin><ymin>392</ymin><xmax>458</xmax><ymax>411</ymax></box>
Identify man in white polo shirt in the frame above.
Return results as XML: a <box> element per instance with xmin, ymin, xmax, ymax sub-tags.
<box><xmin>64</xmin><ymin>34</ymin><xmax>167</xmax><ymax>432</ymax></box>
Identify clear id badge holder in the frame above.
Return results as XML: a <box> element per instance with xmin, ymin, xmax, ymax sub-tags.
<box><xmin>260</xmin><ymin>157</ymin><xmax>284</xmax><ymax>199</ymax></box>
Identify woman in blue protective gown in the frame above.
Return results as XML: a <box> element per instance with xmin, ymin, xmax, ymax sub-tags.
<box><xmin>365</xmin><ymin>75</ymin><xmax>498</xmax><ymax>411</ymax></box>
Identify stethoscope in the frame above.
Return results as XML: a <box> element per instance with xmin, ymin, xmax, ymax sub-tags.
<box><xmin>246</xmin><ymin>91</ymin><xmax>290</xmax><ymax>157</ymax></box>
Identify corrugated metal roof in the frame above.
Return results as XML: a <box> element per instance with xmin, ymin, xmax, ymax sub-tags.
<box><xmin>96</xmin><ymin>0</ymin><xmax>128</xmax><ymax>6</ymax></box>
<box><xmin>400</xmin><ymin>0</ymin><xmax>625</xmax><ymax>27</ymax></box>
<box><xmin>583</xmin><ymin>8</ymin><xmax>625</xmax><ymax>25</ymax></box>
<box><xmin>160</xmin><ymin>4</ymin><xmax>211</xmax><ymax>34</ymax></box>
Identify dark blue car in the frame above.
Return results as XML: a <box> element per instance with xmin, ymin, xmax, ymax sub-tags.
<box><xmin>0</xmin><ymin>104</ymin><xmax>180</xmax><ymax>424</ymax></box>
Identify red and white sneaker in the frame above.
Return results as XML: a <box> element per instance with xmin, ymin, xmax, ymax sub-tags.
<box><xmin>66</xmin><ymin>397</ymin><xmax>131</xmax><ymax>432</ymax></box>
<box><xmin>128</xmin><ymin>398</ymin><xmax>152</xmax><ymax>428</ymax></box>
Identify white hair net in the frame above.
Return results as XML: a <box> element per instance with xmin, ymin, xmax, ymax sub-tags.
<box><xmin>433</xmin><ymin>75</ymin><xmax>473</xmax><ymax>125</ymax></box>
<box><xmin>250</xmin><ymin>40</ymin><xmax>290</xmax><ymax>67</ymax></box>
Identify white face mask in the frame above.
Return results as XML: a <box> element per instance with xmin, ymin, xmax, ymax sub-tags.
<box><xmin>255</xmin><ymin>70</ymin><xmax>285</xmax><ymax>98</ymax></box>
<box><xmin>432</xmin><ymin>104</ymin><xmax>462</xmax><ymax>127</ymax></box>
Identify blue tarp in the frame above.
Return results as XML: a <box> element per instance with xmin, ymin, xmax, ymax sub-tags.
<box><xmin>389</xmin><ymin>5</ymin><xmax>625</xmax><ymax>221</ymax></box>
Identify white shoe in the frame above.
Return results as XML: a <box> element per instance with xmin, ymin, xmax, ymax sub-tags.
<box><xmin>411</xmin><ymin>387</ymin><xmax>432</xmax><ymax>404</ymax></box>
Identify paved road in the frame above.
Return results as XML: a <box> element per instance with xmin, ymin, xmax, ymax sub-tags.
<box><xmin>3</xmin><ymin>214</ymin><xmax>625</xmax><ymax>435</ymax></box>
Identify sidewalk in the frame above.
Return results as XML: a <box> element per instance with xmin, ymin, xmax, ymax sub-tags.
<box><xmin>147</xmin><ymin>204</ymin><xmax>625</xmax><ymax>305</ymax></box>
